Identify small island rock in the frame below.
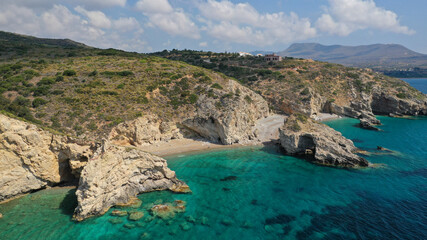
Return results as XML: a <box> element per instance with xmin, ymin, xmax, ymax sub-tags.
<box><xmin>279</xmin><ymin>114</ymin><xmax>369</xmax><ymax>167</ymax></box>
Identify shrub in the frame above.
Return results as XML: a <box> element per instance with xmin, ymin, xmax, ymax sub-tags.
<box><xmin>117</xmin><ymin>71</ymin><xmax>133</xmax><ymax>76</ymax></box>
<box><xmin>32</xmin><ymin>98</ymin><xmax>48</xmax><ymax>108</ymax></box>
<box><xmin>51</xmin><ymin>90</ymin><xmax>64</xmax><ymax>95</ymax></box>
<box><xmin>290</xmin><ymin>121</ymin><xmax>301</xmax><ymax>132</ymax></box>
<box><xmin>396</xmin><ymin>92</ymin><xmax>407</xmax><ymax>99</ymax></box>
<box><xmin>63</xmin><ymin>70</ymin><xmax>77</xmax><ymax>76</ymax></box>
<box><xmin>88</xmin><ymin>70</ymin><xmax>98</xmax><ymax>77</ymax></box>
<box><xmin>117</xmin><ymin>83</ymin><xmax>125</xmax><ymax>89</ymax></box>
<box><xmin>211</xmin><ymin>83</ymin><xmax>223</xmax><ymax>90</ymax></box>
<box><xmin>300</xmin><ymin>88</ymin><xmax>310</xmax><ymax>95</ymax></box>
<box><xmin>55</xmin><ymin>76</ymin><xmax>64</xmax><ymax>82</ymax></box>
<box><xmin>199</xmin><ymin>76</ymin><xmax>212</xmax><ymax>84</ymax></box>
<box><xmin>295</xmin><ymin>113</ymin><xmax>308</xmax><ymax>123</ymax></box>
<box><xmin>189</xmin><ymin>94</ymin><xmax>198</xmax><ymax>104</ymax></box>
<box><xmin>244</xmin><ymin>95</ymin><xmax>253</xmax><ymax>104</ymax></box>
<box><xmin>100</xmin><ymin>90</ymin><xmax>118</xmax><ymax>96</ymax></box>
<box><xmin>37</xmin><ymin>77</ymin><xmax>56</xmax><ymax>86</ymax></box>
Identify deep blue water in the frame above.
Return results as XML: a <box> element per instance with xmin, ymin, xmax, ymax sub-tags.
<box><xmin>402</xmin><ymin>78</ymin><xmax>427</xmax><ymax>93</ymax></box>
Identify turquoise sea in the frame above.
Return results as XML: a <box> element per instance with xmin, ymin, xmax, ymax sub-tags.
<box><xmin>0</xmin><ymin>81</ymin><xmax>426</xmax><ymax>240</ymax></box>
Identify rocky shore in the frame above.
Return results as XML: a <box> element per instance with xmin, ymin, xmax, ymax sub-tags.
<box><xmin>279</xmin><ymin>114</ymin><xmax>369</xmax><ymax>168</ymax></box>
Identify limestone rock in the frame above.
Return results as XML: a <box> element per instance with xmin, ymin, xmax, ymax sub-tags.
<box><xmin>0</xmin><ymin>114</ymin><xmax>93</xmax><ymax>202</ymax></box>
<box><xmin>182</xmin><ymin>80</ymin><xmax>269</xmax><ymax>144</ymax></box>
<box><xmin>279</xmin><ymin>114</ymin><xmax>369</xmax><ymax>167</ymax></box>
<box><xmin>73</xmin><ymin>144</ymin><xmax>190</xmax><ymax>221</ymax></box>
<box><xmin>109</xmin><ymin>115</ymin><xmax>183</xmax><ymax>146</ymax></box>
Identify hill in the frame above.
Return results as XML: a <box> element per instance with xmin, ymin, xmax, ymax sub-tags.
<box><xmin>0</xmin><ymin>32</ymin><xmax>268</xmax><ymax>144</ymax></box>
<box><xmin>278</xmin><ymin>43</ymin><xmax>427</xmax><ymax>77</ymax></box>
<box><xmin>154</xmin><ymin>49</ymin><xmax>427</xmax><ymax>125</ymax></box>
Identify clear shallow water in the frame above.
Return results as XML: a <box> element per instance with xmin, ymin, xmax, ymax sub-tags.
<box><xmin>0</xmin><ymin>116</ymin><xmax>426</xmax><ymax>240</ymax></box>
<box><xmin>402</xmin><ymin>78</ymin><xmax>427</xmax><ymax>93</ymax></box>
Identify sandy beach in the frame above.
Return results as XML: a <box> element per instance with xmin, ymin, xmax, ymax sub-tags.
<box><xmin>138</xmin><ymin>138</ymin><xmax>259</xmax><ymax>157</ymax></box>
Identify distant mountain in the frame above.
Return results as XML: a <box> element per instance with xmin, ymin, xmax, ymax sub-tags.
<box><xmin>278</xmin><ymin>43</ymin><xmax>427</xmax><ymax>71</ymax></box>
<box><xmin>249</xmin><ymin>50</ymin><xmax>275</xmax><ymax>56</ymax></box>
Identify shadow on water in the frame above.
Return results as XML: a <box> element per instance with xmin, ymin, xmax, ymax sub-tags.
<box><xmin>59</xmin><ymin>189</ymin><xmax>78</xmax><ymax>216</ymax></box>
<box><xmin>259</xmin><ymin>141</ymin><xmax>286</xmax><ymax>156</ymax></box>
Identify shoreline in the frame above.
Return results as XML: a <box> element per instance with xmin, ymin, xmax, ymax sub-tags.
<box><xmin>138</xmin><ymin>138</ymin><xmax>264</xmax><ymax>158</ymax></box>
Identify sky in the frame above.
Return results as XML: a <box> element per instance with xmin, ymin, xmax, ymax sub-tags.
<box><xmin>1</xmin><ymin>0</ymin><xmax>426</xmax><ymax>54</ymax></box>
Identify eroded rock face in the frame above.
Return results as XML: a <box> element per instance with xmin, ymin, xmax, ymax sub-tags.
<box><xmin>183</xmin><ymin>80</ymin><xmax>269</xmax><ymax>144</ymax></box>
<box><xmin>0</xmin><ymin>114</ymin><xmax>93</xmax><ymax>202</ymax></box>
<box><xmin>73</xmin><ymin>142</ymin><xmax>190</xmax><ymax>221</ymax></box>
<box><xmin>279</xmin><ymin>114</ymin><xmax>369</xmax><ymax>168</ymax></box>
<box><xmin>109</xmin><ymin>115</ymin><xmax>184</xmax><ymax>146</ymax></box>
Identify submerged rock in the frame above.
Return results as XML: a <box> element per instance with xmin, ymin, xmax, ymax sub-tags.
<box><xmin>151</xmin><ymin>204</ymin><xmax>176</xmax><ymax>219</ymax></box>
<box><xmin>73</xmin><ymin>143</ymin><xmax>190</xmax><ymax>221</ymax></box>
<box><xmin>111</xmin><ymin>210</ymin><xmax>128</xmax><ymax>217</ymax></box>
<box><xmin>116</xmin><ymin>197</ymin><xmax>142</xmax><ymax>208</ymax></box>
<box><xmin>124</xmin><ymin>223</ymin><xmax>136</xmax><ymax>229</ymax></box>
<box><xmin>108</xmin><ymin>218</ymin><xmax>123</xmax><ymax>224</ymax></box>
<box><xmin>140</xmin><ymin>232</ymin><xmax>151</xmax><ymax>239</ymax></box>
<box><xmin>180</xmin><ymin>222</ymin><xmax>191</xmax><ymax>231</ymax></box>
<box><xmin>279</xmin><ymin>114</ymin><xmax>369</xmax><ymax>167</ymax></box>
<box><xmin>129</xmin><ymin>211</ymin><xmax>144</xmax><ymax>221</ymax></box>
<box><xmin>200</xmin><ymin>216</ymin><xmax>209</xmax><ymax>226</ymax></box>
<box><xmin>220</xmin><ymin>176</ymin><xmax>237</xmax><ymax>181</ymax></box>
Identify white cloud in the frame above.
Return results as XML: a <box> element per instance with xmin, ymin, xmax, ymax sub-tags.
<box><xmin>136</xmin><ymin>0</ymin><xmax>173</xmax><ymax>14</ymax></box>
<box><xmin>0</xmin><ymin>3</ymin><xmax>148</xmax><ymax>52</ymax></box>
<box><xmin>316</xmin><ymin>0</ymin><xmax>415</xmax><ymax>36</ymax></box>
<box><xmin>198</xmin><ymin>0</ymin><xmax>316</xmax><ymax>46</ymax></box>
<box><xmin>199</xmin><ymin>42</ymin><xmax>208</xmax><ymax>47</ymax></box>
<box><xmin>74</xmin><ymin>0</ymin><xmax>127</xmax><ymax>9</ymax></box>
<box><xmin>75</xmin><ymin>6</ymin><xmax>112</xmax><ymax>29</ymax></box>
<box><xmin>113</xmin><ymin>17</ymin><xmax>142</xmax><ymax>32</ymax></box>
<box><xmin>136</xmin><ymin>0</ymin><xmax>200</xmax><ymax>39</ymax></box>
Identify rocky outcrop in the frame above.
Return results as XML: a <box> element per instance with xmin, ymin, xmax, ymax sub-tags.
<box><xmin>279</xmin><ymin>114</ymin><xmax>369</xmax><ymax>167</ymax></box>
<box><xmin>0</xmin><ymin>114</ymin><xmax>92</xmax><ymax>202</ymax></box>
<box><xmin>109</xmin><ymin>115</ymin><xmax>184</xmax><ymax>146</ymax></box>
<box><xmin>306</xmin><ymin>80</ymin><xmax>426</xmax><ymax>127</ymax></box>
<box><xmin>73</xmin><ymin>142</ymin><xmax>190</xmax><ymax>221</ymax></box>
<box><xmin>371</xmin><ymin>91</ymin><xmax>427</xmax><ymax>116</ymax></box>
<box><xmin>182</xmin><ymin>80</ymin><xmax>269</xmax><ymax>144</ymax></box>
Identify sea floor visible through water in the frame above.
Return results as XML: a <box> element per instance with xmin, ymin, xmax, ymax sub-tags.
<box><xmin>0</xmin><ymin>116</ymin><xmax>426</xmax><ymax>240</ymax></box>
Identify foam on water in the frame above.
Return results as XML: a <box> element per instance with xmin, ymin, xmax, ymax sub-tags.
<box><xmin>0</xmin><ymin>116</ymin><xmax>426</xmax><ymax>240</ymax></box>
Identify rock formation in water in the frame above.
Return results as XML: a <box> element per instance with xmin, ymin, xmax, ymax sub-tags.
<box><xmin>73</xmin><ymin>142</ymin><xmax>190</xmax><ymax>221</ymax></box>
<box><xmin>0</xmin><ymin>114</ymin><xmax>92</xmax><ymax>202</ymax></box>
<box><xmin>279</xmin><ymin>114</ymin><xmax>369</xmax><ymax>167</ymax></box>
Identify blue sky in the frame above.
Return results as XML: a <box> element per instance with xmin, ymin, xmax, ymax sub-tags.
<box><xmin>1</xmin><ymin>0</ymin><xmax>426</xmax><ymax>53</ymax></box>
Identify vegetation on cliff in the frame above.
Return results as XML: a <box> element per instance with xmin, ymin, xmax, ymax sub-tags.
<box><xmin>153</xmin><ymin>50</ymin><xmax>426</xmax><ymax>116</ymax></box>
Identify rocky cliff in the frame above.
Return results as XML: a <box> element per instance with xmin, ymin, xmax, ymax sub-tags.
<box><xmin>182</xmin><ymin>80</ymin><xmax>269</xmax><ymax>144</ymax></box>
<box><xmin>279</xmin><ymin>114</ymin><xmax>369</xmax><ymax>168</ymax></box>
<box><xmin>109</xmin><ymin>80</ymin><xmax>269</xmax><ymax>146</ymax></box>
<box><xmin>0</xmin><ymin>114</ymin><xmax>92</xmax><ymax>202</ymax></box>
<box><xmin>73</xmin><ymin>142</ymin><xmax>190</xmax><ymax>221</ymax></box>
<box><xmin>0</xmin><ymin>114</ymin><xmax>190</xmax><ymax>222</ymax></box>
